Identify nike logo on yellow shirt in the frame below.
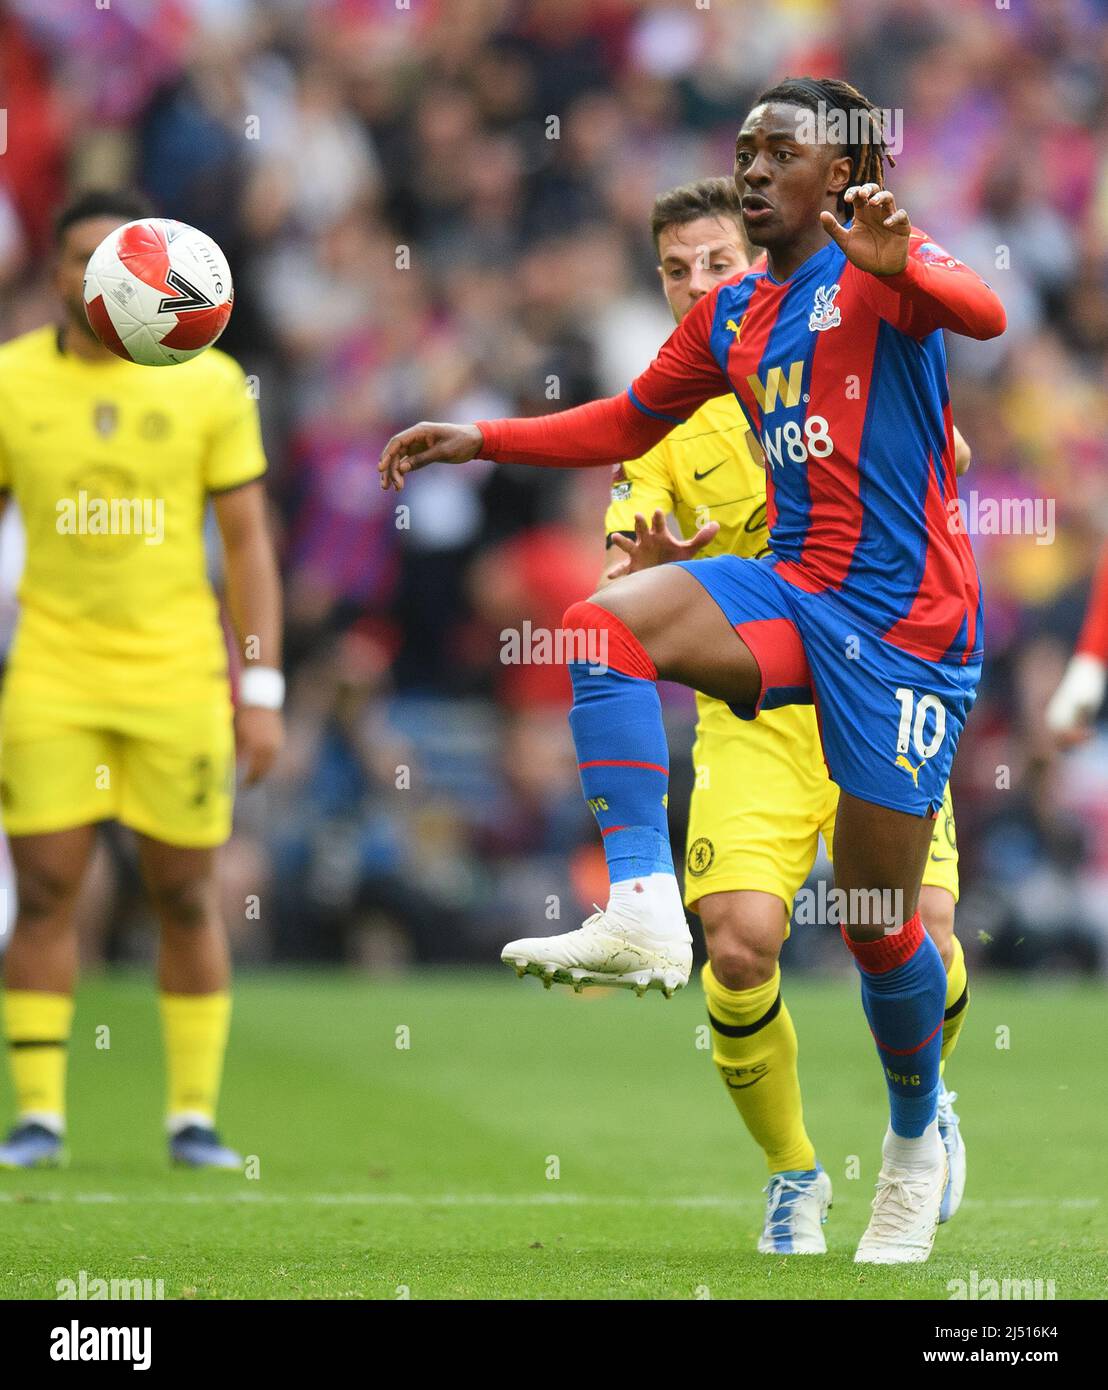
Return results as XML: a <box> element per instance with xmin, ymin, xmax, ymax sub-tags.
<box><xmin>693</xmin><ymin>460</ymin><xmax>727</xmax><ymax>482</ymax></box>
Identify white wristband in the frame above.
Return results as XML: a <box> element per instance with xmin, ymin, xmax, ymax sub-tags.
<box><xmin>1045</xmin><ymin>653</ymin><xmax>1106</xmax><ymax>733</ymax></box>
<box><xmin>239</xmin><ymin>665</ymin><xmax>285</xmax><ymax>710</ymax></box>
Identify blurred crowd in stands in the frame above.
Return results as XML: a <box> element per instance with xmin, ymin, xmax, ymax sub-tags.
<box><xmin>1</xmin><ymin>0</ymin><xmax>1107</xmax><ymax>973</ymax></box>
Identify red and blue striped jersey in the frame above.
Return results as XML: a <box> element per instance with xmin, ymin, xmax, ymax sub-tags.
<box><xmin>627</xmin><ymin>231</ymin><xmax>1005</xmax><ymax>665</ymax></box>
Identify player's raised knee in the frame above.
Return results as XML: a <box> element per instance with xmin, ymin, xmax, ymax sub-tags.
<box><xmin>561</xmin><ymin>598</ymin><xmax>658</xmax><ymax>680</ymax></box>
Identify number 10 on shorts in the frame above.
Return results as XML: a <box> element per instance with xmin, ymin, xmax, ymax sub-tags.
<box><xmin>894</xmin><ymin>687</ymin><xmax>946</xmax><ymax>759</ymax></box>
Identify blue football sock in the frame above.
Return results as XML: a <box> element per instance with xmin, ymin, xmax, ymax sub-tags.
<box><xmin>842</xmin><ymin>914</ymin><xmax>946</xmax><ymax>1139</ymax></box>
<box><xmin>564</xmin><ymin>600</ymin><xmax>673</xmax><ymax>886</ymax></box>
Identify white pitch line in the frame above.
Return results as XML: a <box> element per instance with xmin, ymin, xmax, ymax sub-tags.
<box><xmin>0</xmin><ymin>1191</ymin><xmax>1099</xmax><ymax>1209</ymax></box>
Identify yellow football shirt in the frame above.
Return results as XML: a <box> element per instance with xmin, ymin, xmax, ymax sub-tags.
<box><xmin>605</xmin><ymin>394</ymin><xmax>770</xmax><ymax>563</ymax></box>
<box><xmin>0</xmin><ymin>326</ymin><xmax>265</xmax><ymax>703</ymax></box>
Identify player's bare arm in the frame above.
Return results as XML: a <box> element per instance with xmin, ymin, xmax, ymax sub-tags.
<box><xmin>213</xmin><ymin>480</ymin><xmax>285</xmax><ymax>785</ymax></box>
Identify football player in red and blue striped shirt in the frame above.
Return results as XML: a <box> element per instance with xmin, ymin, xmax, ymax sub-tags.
<box><xmin>380</xmin><ymin>76</ymin><xmax>1006</xmax><ymax>1264</ymax></box>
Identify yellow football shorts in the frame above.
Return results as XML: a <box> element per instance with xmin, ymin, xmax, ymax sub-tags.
<box><xmin>0</xmin><ymin>685</ymin><xmax>235</xmax><ymax>848</ymax></box>
<box><xmin>684</xmin><ymin>698</ymin><xmax>959</xmax><ymax>914</ymax></box>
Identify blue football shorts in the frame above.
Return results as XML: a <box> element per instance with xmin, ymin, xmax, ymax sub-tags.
<box><xmin>674</xmin><ymin>554</ymin><xmax>981</xmax><ymax>817</ymax></box>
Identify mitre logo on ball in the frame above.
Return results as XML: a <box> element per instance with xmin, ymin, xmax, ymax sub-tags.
<box><xmin>83</xmin><ymin>217</ymin><xmax>233</xmax><ymax>367</ymax></box>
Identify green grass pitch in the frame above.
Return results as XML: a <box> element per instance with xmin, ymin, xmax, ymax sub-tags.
<box><xmin>0</xmin><ymin>970</ymin><xmax>1105</xmax><ymax>1299</ymax></box>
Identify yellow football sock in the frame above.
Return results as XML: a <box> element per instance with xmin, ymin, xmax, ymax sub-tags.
<box><xmin>940</xmin><ymin>935</ymin><xmax>969</xmax><ymax>1074</ymax></box>
<box><xmin>702</xmin><ymin>962</ymin><xmax>816</xmax><ymax>1174</ymax></box>
<box><xmin>159</xmin><ymin>991</ymin><xmax>231</xmax><ymax>1130</ymax></box>
<box><xmin>3</xmin><ymin>990</ymin><xmax>73</xmax><ymax>1129</ymax></box>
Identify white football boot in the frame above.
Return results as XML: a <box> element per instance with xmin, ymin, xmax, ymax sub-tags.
<box><xmin>854</xmin><ymin>1125</ymin><xmax>947</xmax><ymax>1265</ymax></box>
<box><xmin>757</xmin><ymin>1166</ymin><xmax>833</xmax><ymax>1255</ymax></box>
<box><xmin>501</xmin><ymin>874</ymin><xmax>692</xmax><ymax>998</ymax></box>
<box><xmin>936</xmin><ymin>1082</ymin><xmax>966</xmax><ymax>1223</ymax></box>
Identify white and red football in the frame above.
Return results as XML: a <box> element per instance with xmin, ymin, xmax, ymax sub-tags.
<box><xmin>83</xmin><ymin>218</ymin><xmax>233</xmax><ymax>366</ymax></box>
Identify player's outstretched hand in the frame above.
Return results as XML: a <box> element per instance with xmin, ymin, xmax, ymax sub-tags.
<box><xmin>235</xmin><ymin>706</ymin><xmax>285</xmax><ymax>786</ymax></box>
<box><xmin>378</xmin><ymin>422</ymin><xmax>483</xmax><ymax>491</ymax></box>
<box><xmin>605</xmin><ymin>509</ymin><xmax>720</xmax><ymax>581</ymax></box>
<box><xmin>820</xmin><ymin>184</ymin><xmax>910</xmax><ymax>277</ymax></box>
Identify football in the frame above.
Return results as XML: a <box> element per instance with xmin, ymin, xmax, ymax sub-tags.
<box><xmin>83</xmin><ymin>217</ymin><xmax>233</xmax><ymax>366</ymax></box>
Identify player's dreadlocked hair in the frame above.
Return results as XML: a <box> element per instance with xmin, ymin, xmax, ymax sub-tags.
<box><xmin>752</xmin><ymin>77</ymin><xmax>895</xmax><ymax>214</ymax></box>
